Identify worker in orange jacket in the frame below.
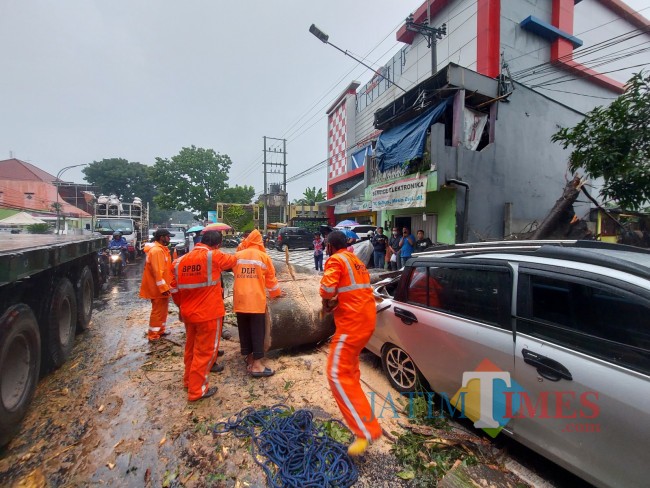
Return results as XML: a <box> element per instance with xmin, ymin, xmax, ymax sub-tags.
<box><xmin>139</xmin><ymin>228</ymin><xmax>173</xmax><ymax>341</ymax></box>
<box><xmin>320</xmin><ymin>230</ymin><xmax>382</xmax><ymax>456</ymax></box>
<box><xmin>233</xmin><ymin>229</ymin><xmax>282</xmax><ymax>377</ymax></box>
<box><xmin>170</xmin><ymin>230</ymin><xmax>237</xmax><ymax>401</ymax></box>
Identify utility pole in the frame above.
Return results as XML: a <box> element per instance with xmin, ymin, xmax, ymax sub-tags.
<box><xmin>262</xmin><ymin>136</ymin><xmax>287</xmax><ymax>229</ymax></box>
<box><xmin>405</xmin><ymin>11</ymin><xmax>447</xmax><ymax>76</ymax></box>
<box><xmin>263</xmin><ymin>136</ymin><xmax>267</xmax><ymax>232</ymax></box>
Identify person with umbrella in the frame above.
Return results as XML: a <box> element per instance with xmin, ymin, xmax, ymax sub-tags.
<box><xmin>170</xmin><ymin>230</ymin><xmax>237</xmax><ymax>401</ymax></box>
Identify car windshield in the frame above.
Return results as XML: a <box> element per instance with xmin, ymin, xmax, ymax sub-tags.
<box><xmin>95</xmin><ymin>218</ymin><xmax>134</xmax><ymax>235</ymax></box>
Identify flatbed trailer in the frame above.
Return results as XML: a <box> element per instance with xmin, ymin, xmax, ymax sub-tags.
<box><xmin>0</xmin><ymin>234</ymin><xmax>105</xmax><ymax>447</ymax></box>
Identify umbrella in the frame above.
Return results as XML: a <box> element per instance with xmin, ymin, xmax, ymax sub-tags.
<box><xmin>336</xmin><ymin>219</ymin><xmax>360</xmax><ymax>227</ymax></box>
<box><xmin>342</xmin><ymin>229</ymin><xmax>358</xmax><ymax>240</ymax></box>
<box><xmin>201</xmin><ymin>222</ymin><xmax>232</xmax><ymax>233</ymax></box>
<box><xmin>186</xmin><ymin>225</ymin><xmax>204</xmax><ymax>233</ymax></box>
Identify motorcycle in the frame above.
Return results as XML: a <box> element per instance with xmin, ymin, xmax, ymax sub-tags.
<box><xmin>97</xmin><ymin>248</ymin><xmax>110</xmax><ymax>285</ymax></box>
<box><xmin>223</xmin><ymin>236</ymin><xmax>241</xmax><ymax>248</ymax></box>
<box><xmin>109</xmin><ymin>248</ymin><xmax>124</xmax><ymax>276</ymax></box>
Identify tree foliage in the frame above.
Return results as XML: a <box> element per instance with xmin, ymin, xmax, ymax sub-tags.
<box><xmin>82</xmin><ymin>158</ymin><xmax>156</xmax><ymax>204</ymax></box>
<box><xmin>221</xmin><ymin>185</ymin><xmax>256</xmax><ymax>204</ymax></box>
<box><xmin>293</xmin><ymin>186</ymin><xmax>325</xmax><ymax>205</ymax></box>
<box><xmin>222</xmin><ymin>205</ymin><xmax>251</xmax><ymax>231</ymax></box>
<box><xmin>552</xmin><ymin>72</ymin><xmax>650</xmax><ymax>210</ymax></box>
<box><xmin>152</xmin><ymin>146</ymin><xmax>232</xmax><ymax>217</ymax></box>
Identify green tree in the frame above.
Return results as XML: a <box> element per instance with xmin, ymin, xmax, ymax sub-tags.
<box><xmin>82</xmin><ymin>158</ymin><xmax>156</xmax><ymax>204</ymax></box>
<box><xmin>552</xmin><ymin>72</ymin><xmax>650</xmax><ymax>210</ymax></box>
<box><xmin>152</xmin><ymin>146</ymin><xmax>231</xmax><ymax>217</ymax></box>
<box><xmin>221</xmin><ymin>185</ymin><xmax>256</xmax><ymax>204</ymax></box>
<box><xmin>222</xmin><ymin>205</ymin><xmax>252</xmax><ymax>231</ymax></box>
<box><xmin>26</xmin><ymin>223</ymin><xmax>50</xmax><ymax>234</ymax></box>
<box><xmin>293</xmin><ymin>186</ymin><xmax>325</xmax><ymax>205</ymax></box>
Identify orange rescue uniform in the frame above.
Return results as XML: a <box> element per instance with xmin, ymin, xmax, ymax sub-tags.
<box><xmin>320</xmin><ymin>249</ymin><xmax>382</xmax><ymax>441</ymax></box>
<box><xmin>171</xmin><ymin>243</ymin><xmax>237</xmax><ymax>401</ymax></box>
<box><xmin>233</xmin><ymin>230</ymin><xmax>281</xmax><ymax>313</ymax></box>
<box><xmin>139</xmin><ymin>241</ymin><xmax>173</xmax><ymax>341</ymax></box>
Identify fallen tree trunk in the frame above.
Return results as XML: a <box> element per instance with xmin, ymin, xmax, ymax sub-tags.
<box><xmin>531</xmin><ymin>176</ymin><xmax>583</xmax><ymax>240</ymax></box>
<box><xmin>265</xmin><ymin>260</ymin><xmax>335</xmax><ymax>351</ymax></box>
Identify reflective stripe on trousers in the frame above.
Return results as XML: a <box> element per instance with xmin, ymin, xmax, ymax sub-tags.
<box><xmin>327</xmin><ymin>332</ymin><xmax>382</xmax><ymax>441</ymax></box>
<box><xmin>184</xmin><ymin>317</ymin><xmax>222</xmax><ymax>401</ymax></box>
<box><xmin>148</xmin><ymin>297</ymin><xmax>169</xmax><ymax>340</ymax></box>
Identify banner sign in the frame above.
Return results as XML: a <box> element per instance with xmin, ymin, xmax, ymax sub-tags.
<box><xmin>207</xmin><ymin>211</ymin><xmax>217</xmax><ymax>223</ymax></box>
<box><xmin>371</xmin><ymin>175</ymin><xmax>427</xmax><ymax>210</ymax></box>
<box><xmin>462</xmin><ymin>107</ymin><xmax>488</xmax><ymax>150</ymax></box>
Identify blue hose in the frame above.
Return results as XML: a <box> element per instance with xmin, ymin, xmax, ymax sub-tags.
<box><xmin>213</xmin><ymin>404</ymin><xmax>359</xmax><ymax>487</ymax></box>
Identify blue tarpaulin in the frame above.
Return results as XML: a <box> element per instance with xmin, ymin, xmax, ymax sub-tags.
<box><xmin>375</xmin><ymin>97</ymin><xmax>452</xmax><ymax>172</ymax></box>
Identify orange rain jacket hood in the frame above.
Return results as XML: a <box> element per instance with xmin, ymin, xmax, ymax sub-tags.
<box><xmin>233</xmin><ymin>230</ymin><xmax>281</xmax><ymax>313</ymax></box>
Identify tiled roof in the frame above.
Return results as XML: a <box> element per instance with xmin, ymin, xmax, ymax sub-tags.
<box><xmin>0</xmin><ymin>158</ymin><xmax>57</xmax><ymax>182</ymax></box>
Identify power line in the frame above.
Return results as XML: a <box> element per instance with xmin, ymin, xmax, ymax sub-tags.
<box><xmin>506</xmin><ymin>5</ymin><xmax>650</xmax><ymax>66</ymax></box>
<box><xmin>531</xmin><ymin>63</ymin><xmax>650</xmax><ymax>88</ymax></box>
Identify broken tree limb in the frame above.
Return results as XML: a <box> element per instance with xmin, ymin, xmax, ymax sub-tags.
<box><xmin>532</xmin><ymin>176</ymin><xmax>584</xmax><ymax>240</ymax></box>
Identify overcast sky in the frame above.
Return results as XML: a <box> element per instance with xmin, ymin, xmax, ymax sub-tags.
<box><xmin>1</xmin><ymin>0</ymin><xmax>647</xmax><ymax>203</ymax></box>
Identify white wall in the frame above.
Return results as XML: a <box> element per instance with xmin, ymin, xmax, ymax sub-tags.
<box><xmin>502</xmin><ymin>0</ymin><xmax>650</xmax><ymax>113</ymax></box>
<box><xmin>353</xmin><ymin>0</ymin><xmax>477</xmax><ymax>144</ymax></box>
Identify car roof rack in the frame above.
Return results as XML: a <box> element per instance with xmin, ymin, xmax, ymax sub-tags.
<box><xmin>414</xmin><ymin>240</ymin><xmax>650</xmax><ymax>280</ymax></box>
<box><xmin>418</xmin><ymin>239</ymin><xmax>650</xmax><ymax>254</ymax></box>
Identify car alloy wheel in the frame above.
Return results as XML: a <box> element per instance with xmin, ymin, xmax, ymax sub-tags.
<box><xmin>382</xmin><ymin>345</ymin><xmax>419</xmax><ymax>393</ymax></box>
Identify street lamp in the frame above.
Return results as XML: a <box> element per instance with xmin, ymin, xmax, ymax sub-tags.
<box><xmin>309</xmin><ymin>24</ymin><xmax>407</xmax><ymax>93</ymax></box>
<box><xmin>55</xmin><ymin>163</ymin><xmax>88</xmax><ymax>234</ymax></box>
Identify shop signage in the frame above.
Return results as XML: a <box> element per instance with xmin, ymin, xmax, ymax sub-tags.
<box><xmin>371</xmin><ymin>175</ymin><xmax>427</xmax><ymax>211</ymax></box>
<box><xmin>335</xmin><ymin>197</ymin><xmax>372</xmax><ymax>214</ymax></box>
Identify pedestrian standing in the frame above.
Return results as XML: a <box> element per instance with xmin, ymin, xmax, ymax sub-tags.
<box><xmin>233</xmin><ymin>230</ymin><xmax>282</xmax><ymax>377</ymax></box>
<box><xmin>399</xmin><ymin>227</ymin><xmax>415</xmax><ymax>264</ymax></box>
<box><xmin>170</xmin><ymin>230</ymin><xmax>237</xmax><ymax>401</ymax></box>
<box><xmin>313</xmin><ymin>232</ymin><xmax>324</xmax><ymax>271</ymax></box>
<box><xmin>371</xmin><ymin>227</ymin><xmax>388</xmax><ymax>269</ymax></box>
<box><xmin>388</xmin><ymin>227</ymin><xmax>401</xmax><ymax>270</ymax></box>
<box><xmin>139</xmin><ymin>229</ymin><xmax>173</xmax><ymax>341</ymax></box>
<box><xmin>320</xmin><ymin>230</ymin><xmax>382</xmax><ymax>456</ymax></box>
<box><xmin>414</xmin><ymin>230</ymin><xmax>433</xmax><ymax>252</ymax></box>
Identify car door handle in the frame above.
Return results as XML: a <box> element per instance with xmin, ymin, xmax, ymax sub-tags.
<box><xmin>522</xmin><ymin>349</ymin><xmax>573</xmax><ymax>382</ymax></box>
<box><xmin>394</xmin><ymin>307</ymin><xmax>418</xmax><ymax>325</ymax></box>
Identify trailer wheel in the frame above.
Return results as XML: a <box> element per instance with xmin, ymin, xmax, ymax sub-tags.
<box><xmin>46</xmin><ymin>278</ymin><xmax>77</xmax><ymax>369</ymax></box>
<box><xmin>76</xmin><ymin>266</ymin><xmax>94</xmax><ymax>333</ymax></box>
<box><xmin>0</xmin><ymin>304</ymin><xmax>41</xmax><ymax>448</ymax></box>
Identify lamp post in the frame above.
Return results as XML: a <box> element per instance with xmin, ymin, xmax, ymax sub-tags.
<box><xmin>55</xmin><ymin>163</ymin><xmax>87</xmax><ymax>235</ymax></box>
<box><xmin>309</xmin><ymin>24</ymin><xmax>407</xmax><ymax>93</ymax></box>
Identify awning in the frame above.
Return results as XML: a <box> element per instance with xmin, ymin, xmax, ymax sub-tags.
<box><xmin>0</xmin><ymin>212</ymin><xmax>47</xmax><ymax>225</ymax></box>
<box><xmin>375</xmin><ymin>97</ymin><xmax>452</xmax><ymax>173</ymax></box>
<box><xmin>316</xmin><ymin>181</ymin><xmax>365</xmax><ymax>208</ymax></box>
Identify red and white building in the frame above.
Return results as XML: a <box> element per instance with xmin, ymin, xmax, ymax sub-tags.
<box><xmin>323</xmin><ymin>0</ymin><xmax>649</xmax><ymax>234</ymax></box>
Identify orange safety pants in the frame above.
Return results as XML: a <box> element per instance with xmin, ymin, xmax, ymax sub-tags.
<box><xmin>327</xmin><ymin>330</ymin><xmax>382</xmax><ymax>441</ymax></box>
<box><xmin>184</xmin><ymin>318</ymin><xmax>222</xmax><ymax>401</ymax></box>
<box><xmin>148</xmin><ymin>297</ymin><xmax>169</xmax><ymax>341</ymax></box>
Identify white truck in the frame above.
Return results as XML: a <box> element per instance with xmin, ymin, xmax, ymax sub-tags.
<box><xmin>93</xmin><ymin>195</ymin><xmax>149</xmax><ymax>260</ymax></box>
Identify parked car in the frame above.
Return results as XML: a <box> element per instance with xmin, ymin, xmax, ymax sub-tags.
<box><xmin>368</xmin><ymin>240</ymin><xmax>650</xmax><ymax>488</ymax></box>
<box><xmin>334</xmin><ymin>224</ymin><xmax>377</xmax><ymax>241</ymax></box>
<box><xmin>275</xmin><ymin>227</ymin><xmax>314</xmax><ymax>251</ymax></box>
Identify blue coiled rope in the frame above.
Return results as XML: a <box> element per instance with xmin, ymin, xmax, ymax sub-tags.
<box><xmin>213</xmin><ymin>404</ymin><xmax>359</xmax><ymax>487</ymax></box>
